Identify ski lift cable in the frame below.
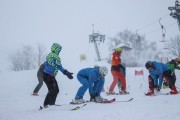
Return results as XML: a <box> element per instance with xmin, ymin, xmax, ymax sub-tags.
<box><xmin>136</xmin><ymin>14</ymin><xmax>169</xmax><ymax>32</ymax></box>
<box><xmin>143</xmin><ymin>22</ymin><xmax>177</xmax><ymax>35</ymax></box>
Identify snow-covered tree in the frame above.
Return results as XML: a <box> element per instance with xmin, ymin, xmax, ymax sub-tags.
<box><xmin>108</xmin><ymin>29</ymin><xmax>158</xmax><ymax>67</ymax></box>
<box><xmin>9</xmin><ymin>43</ymin><xmax>47</xmax><ymax>71</ymax></box>
<box><xmin>167</xmin><ymin>35</ymin><xmax>180</xmax><ymax>58</ymax></box>
<box><xmin>9</xmin><ymin>44</ymin><xmax>36</xmax><ymax>71</ymax></box>
<box><xmin>37</xmin><ymin>43</ymin><xmax>47</xmax><ymax>67</ymax></box>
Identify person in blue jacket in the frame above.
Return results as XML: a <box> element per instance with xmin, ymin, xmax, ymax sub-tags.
<box><xmin>145</xmin><ymin>61</ymin><xmax>171</xmax><ymax>96</ymax></box>
<box><xmin>72</xmin><ymin>66</ymin><xmax>108</xmax><ymax>104</ymax></box>
<box><xmin>43</xmin><ymin>43</ymin><xmax>73</xmax><ymax>107</ymax></box>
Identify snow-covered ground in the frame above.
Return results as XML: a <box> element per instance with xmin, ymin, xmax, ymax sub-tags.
<box><xmin>0</xmin><ymin>61</ymin><xmax>180</xmax><ymax>120</ymax></box>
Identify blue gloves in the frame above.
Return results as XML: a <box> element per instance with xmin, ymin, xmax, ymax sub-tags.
<box><xmin>63</xmin><ymin>70</ymin><xmax>73</xmax><ymax>79</ymax></box>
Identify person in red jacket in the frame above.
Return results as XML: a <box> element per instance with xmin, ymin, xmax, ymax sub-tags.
<box><xmin>108</xmin><ymin>47</ymin><xmax>129</xmax><ymax>95</ymax></box>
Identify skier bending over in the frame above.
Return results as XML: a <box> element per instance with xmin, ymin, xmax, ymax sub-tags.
<box><xmin>72</xmin><ymin>66</ymin><xmax>108</xmax><ymax>104</ymax></box>
<box><xmin>145</xmin><ymin>61</ymin><xmax>178</xmax><ymax>96</ymax></box>
<box><xmin>43</xmin><ymin>43</ymin><xmax>73</xmax><ymax>107</ymax></box>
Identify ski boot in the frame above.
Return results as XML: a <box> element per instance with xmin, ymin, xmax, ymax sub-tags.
<box><xmin>106</xmin><ymin>91</ymin><xmax>117</xmax><ymax>95</ymax></box>
<box><xmin>145</xmin><ymin>89</ymin><xmax>155</xmax><ymax>96</ymax></box>
<box><xmin>72</xmin><ymin>98</ymin><xmax>88</xmax><ymax>104</ymax></box>
<box><xmin>119</xmin><ymin>90</ymin><xmax>129</xmax><ymax>95</ymax></box>
<box><xmin>94</xmin><ymin>96</ymin><xmax>107</xmax><ymax>103</ymax></box>
<box><xmin>170</xmin><ymin>86</ymin><xmax>178</xmax><ymax>94</ymax></box>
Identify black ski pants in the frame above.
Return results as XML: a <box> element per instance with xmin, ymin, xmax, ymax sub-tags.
<box><xmin>43</xmin><ymin>72</ymin><xmax>59</xmax><ymax>107</ymax></box>
<box><xmin>162</xmin><ymin>70</ymin><xmax>176</xmax><ymax>88</ymax></box>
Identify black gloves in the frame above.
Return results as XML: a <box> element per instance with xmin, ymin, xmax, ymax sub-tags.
<box><xmin>162</xmin><ymin>82</ymin><xmax>168</xmax><ymax>89</ymax></box>
<box><xmin>163</xmin><ymin>82</ymin><xmax>168</xmax><ymax>87</ymax></box>
<box><xmin>119</xmin><ymin>64</ymin><xmax>125</xmax><ymax>71</ymax></box>
<box><xmin>63</xmin><ymin>70</ymin><xmax>73</xmax><ymax>79</ymax></box>
<box><xmin>154</xmin><ymin>85</ymin><xmax>160</xmax><ymax>92</ymax></box>
<box><xmin>90</xmin><ymin>93</ymin><xmax>98</xmax><ymax>102</ymax></box>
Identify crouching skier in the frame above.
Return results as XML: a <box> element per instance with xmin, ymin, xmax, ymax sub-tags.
<box><xmin>72</xmin><ymin>66</ymin><xmax>108</xmax><ymax>104</ymax></box>
<box><xmin>163</xmin><ymin>58</ymin><xmax>180</xmax><ymax>94</ymax></box>
<box><xmin>145</xmin><ymin>61</ymin><xmax>178</xmax><ymax>96</ymax></box>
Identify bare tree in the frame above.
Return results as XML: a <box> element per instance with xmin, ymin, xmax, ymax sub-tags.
<box><xmin>167</xmin><ymin>35</ymin><xmax>180</xmax><ymax>57</ymax></box>
<box><xmin>108</xmin><ymin>29</ymin><xmax>158</xmax><ymax>67</ymax></box>
<box><xmin>37</xmin><ymin>43</ymin><xmax>47</xmax><ymax>67</ymax></box>
<box><xmin>9</xmin><ymin>51</ymin><xmax>24</xmax><ymax>71</ymax></box>
<box><xmin>9</xmin><ymin>44</ymin><xmax>36</xmax><ymax>71</ymax></box>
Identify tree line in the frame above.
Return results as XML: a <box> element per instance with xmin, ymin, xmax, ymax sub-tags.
<box><xmin>108</xmin><ymin>29</ymin><xmax>180</xmax><ymax>67</ymax></box>
<box><xmin>9</xmin><ymin>29</ymin><xmax>180</xmax><ymax>71</ymax></box>
<box><xmin>9</xmin><ymin>43</ymin><xmax>47</xmax><ymax>71</ymax></box>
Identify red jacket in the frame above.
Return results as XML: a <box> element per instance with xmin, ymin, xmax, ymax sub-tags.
<box><xmin>112</xmin><ymin>52</ymin><xmax>121</xmax><ymax>66</ymax></box>
<box><xmin>111</xmin><ymin>52</ymin><xmax>122</xmax><ymax>72</ymax></box>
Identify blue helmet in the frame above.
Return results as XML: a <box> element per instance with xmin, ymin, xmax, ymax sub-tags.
<box><xmin>51</xmin><ymin>43</ymin><xmax>62</xmax><ymax>55</ymax></box>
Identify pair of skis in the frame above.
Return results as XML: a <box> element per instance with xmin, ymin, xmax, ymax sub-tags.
<box><xmin>106</xmin><ymin>92</ymin><xmax>129</xmax><ymax>96</ymax></box>
<box><xmin>70</xmin><ymin>98</ymin><xmax>133</xmax><ymax>111</ymax></box>
<box><xmin>145</xmin><ymin>90</ymin><xmax>180</xmax><ymax>96</ymax></box>
<box><xmin>39</xmin><ymin>103</ymin><xmax>87</xmax><ymax>111</ymax></box>
<box><xmin>39</xmin><ymin>97</ymin><xmax>133</xmax><ymax>111</ymax></box>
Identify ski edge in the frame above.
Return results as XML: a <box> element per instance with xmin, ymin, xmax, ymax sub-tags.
<box><xmin>70</xmin><ymin>103</ymin><xmax>87</xmax><ymax>111</ymax></box>
<box><xmin>95</xmin><ymin>98</ymin><xmax>116</xmax><ymax>103</ymax></box>
<box><xmin>115</xmin><ymin>98</ymin><xmax>133</xmax><ymax>102</ymax></box>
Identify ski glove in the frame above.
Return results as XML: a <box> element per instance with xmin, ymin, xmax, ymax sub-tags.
<box><xmin>90</xmin><ymin>93</ymin><xmax>98</xmax><ymax>102</ymax></box>
<box><xmin>63</xmin><ymin>70</ymin><xmax>73</xmax><ymax>79</ymax></box>
<box><xmin>162</xmin><ymin>82</ymin><xmax>168</xmax><ymax>89</ymax></box>
<box><xmin>154</xmin><ymin>85</ymin><xmax>160</xmax><ymax>92</ymax></box>
<box><xmin>163</xmin><ymin>82</ymin><xmax>168</xmax><ymax>87</ymax></box>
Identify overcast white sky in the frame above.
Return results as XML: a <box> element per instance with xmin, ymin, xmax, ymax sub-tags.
<box><xmin>0</xmin><ymin>0</ymin><xmax>179</xmax><ymax>71</ymax></box>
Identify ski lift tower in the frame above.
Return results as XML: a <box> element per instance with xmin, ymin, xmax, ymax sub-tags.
<box><xmin>159</xmin><ymin>18</ymin><xmax>168</xmax><ymax>63</ymax></box>
<box><xmin>89</xmin><ymin>25</ymin><xmax>105</xmax><ymax>61</ymax></box>
<box><xmin>168</xmin><ymin>0</ymin><xmax>180</xmax><ymax>32</ymax></box>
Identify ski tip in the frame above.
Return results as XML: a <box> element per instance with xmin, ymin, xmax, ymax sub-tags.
<box><xmin>39</xmin><ymin>106</ymin><xmax>43</xmax><ymax>110</ymax></box>
<box><xmin>83</xmin><ymin>104</ymin><xmax>87</xmax><ymax>107</ymax></box>
<box><xmin>70</xmin><ymin>102</ymin><xmax>74</xmax><ymax>104</ymax></box>
<box><xmin>54</xmin><ymin>104</ymin><xmax>61</xmax><ymax>106</ymax></box>
<box><xmin>129</xmin><ymin>98</ymin><xmax>133</xmax><ymax>101</ymax></box>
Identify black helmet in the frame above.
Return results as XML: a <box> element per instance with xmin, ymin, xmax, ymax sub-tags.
<box><xmin>145</xmin><ymin>61</ymin><xmax>153</xmax><ymax>70</ymax></box>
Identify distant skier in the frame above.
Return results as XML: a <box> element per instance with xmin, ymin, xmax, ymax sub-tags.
<box><xmin>43</xmin><ymin>43</ymin><xmax>73</xmax><ymax>107</ymax></box>
<box><xmin>72</xmin><ymin>66</ymin><xmax>108</xmax><ymax>104</ymax></box>
<box><xmin>145</xmin><ymin>60</ymin><xmax>178</xmax><ymax>96</ymax></box>
<box><xmin>108</xmin><ymin>47</ymin><xmax>129</xmax><ymax>95</ymax></box>
<box><xmin>32</xmin><ymin>62</ymin><xmax>45</xmax><ymax>96</ymax></box>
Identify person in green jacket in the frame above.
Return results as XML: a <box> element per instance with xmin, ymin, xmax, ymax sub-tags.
<box><xmin>166</xmin><ymin>58</ymin><xmax>180</xmax><ymax>75</ymax></box>
<box><xmin>162</xmin><ymin>58</ymin><xmax>180</xmax><ymax>94</ymax></box>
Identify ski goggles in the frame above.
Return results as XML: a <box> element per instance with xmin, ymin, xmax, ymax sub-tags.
<box><xmin>148</xmin><ymin>67</ymin><xmax>153</xmax><ymax>71</ymax></box>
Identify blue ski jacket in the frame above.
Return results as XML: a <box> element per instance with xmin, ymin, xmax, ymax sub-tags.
<box><xmin>77</xmin><ymin>67</ymin><xmax>104</xmax><ymax>95</ymax></box>
<box><xmin>149</xmin><ymin>61</ymin><xmax>170</xmax><ymax>88</ymax></box>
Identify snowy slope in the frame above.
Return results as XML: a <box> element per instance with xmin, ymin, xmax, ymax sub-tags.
<box><xmin>0</xmin><ymin>61</ymin><xmax>180</xmax><ymax>120</ymax></box>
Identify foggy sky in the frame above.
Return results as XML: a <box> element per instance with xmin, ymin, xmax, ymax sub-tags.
<box><xmin>0</xmin><ymin>0</ymin><xmax>179</xmax><ymax>71</ymax></box>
